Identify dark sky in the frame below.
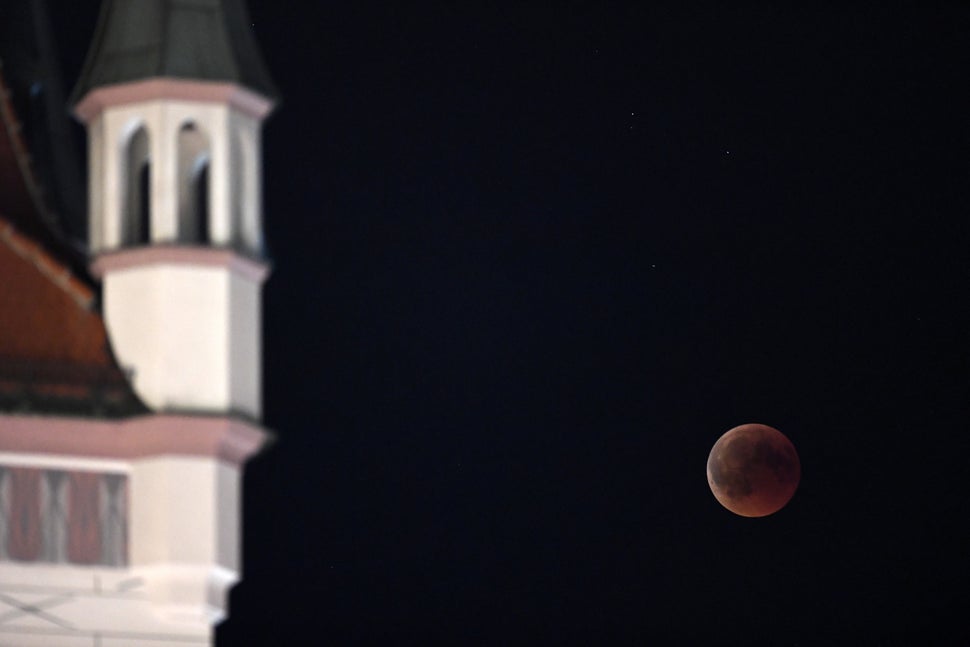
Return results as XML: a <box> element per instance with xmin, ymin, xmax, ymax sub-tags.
<box><xmin>53</xmin><ymin>2</ymin><xmax>970</xmax><ymax>644</ymax></box>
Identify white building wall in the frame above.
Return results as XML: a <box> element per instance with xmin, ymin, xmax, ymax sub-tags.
<box><xmin>0</xmin><ymin>450</ymin><xmax>244</xmax><ymax>645</ymax></box>
<box><xmin>101</xmin><ymin>260</ymin><xmax>264</xmax><ymax>417</ymax></box>
<box><xmin>229</xmin><ymin>267</ymin><xmax>262</xmax><ymax>418</ymax></box>
<box><xmin>64</xmin><ymin>78</ymin><xmax>273</xmax><ymax>646</ymax></box>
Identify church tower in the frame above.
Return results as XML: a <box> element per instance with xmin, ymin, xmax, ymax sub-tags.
<box><xmin>73</xmin><ymin>0</ymin><xmax>278</xmax><ymax>419</ymax></box>
<box><xmin>0</xmin><ymin>1</ymin><xmax>275</xmax><ymax>644</ymax></box>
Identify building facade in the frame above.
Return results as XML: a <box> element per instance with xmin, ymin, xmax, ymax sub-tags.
<box><xmin>0</xmin><ymin>1</ymin><xmax>276</xmax><ymax>644</ymax></box>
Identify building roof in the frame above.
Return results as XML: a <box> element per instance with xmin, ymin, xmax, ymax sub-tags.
<box><xmin>71</xmin><ymin>0</ymin><xmax>279</xmax><ymax>106</ymax></box>
<box><xmin>0</xmin><ymin>64</ymin><xmax>143</xmax><ymax>417</ymax></box>
<box><xmin>0</xmin><ymin>219</ymin><xmax>144</xmax><ymax>417</ymax></box>
<box><xmin>0</xmin><ymin>0</ymin><xmax>88</xmax><ymax>245</ymax></box>
<box><xmin>0</xmin><ymin>58</ymin><xmax>84</xmax><ymax>274</ymax></box>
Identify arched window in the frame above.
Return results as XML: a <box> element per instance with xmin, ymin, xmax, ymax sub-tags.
<box><xmin>233</xmin><ymin>127</ymin><xmax>262</xmax><ymax>255</ymax></box>
<box><xmin>123</xmin><ymin>126</ymin><xmax>150</xmax><ymax>245</ymax></box>
<box><xmin>231</xmin><ymin>129</ymin><xmax>244</xmax><ymax>249</ymax></box>
<box><xmin>137</xmin><ymin>164</ymin><xmax>150</xmax><ymax>243</ymax></box>
<box><xmin>195</xmin><ymin>164</ymin><xmax>210</xmax><ymax>243</ymax></box>
<box><xmin>177</xmin><ymin>122</ymin><xmax>211</xmax><ymax>243</ymax></box>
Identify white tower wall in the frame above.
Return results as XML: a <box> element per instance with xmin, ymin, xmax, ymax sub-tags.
<box><xmin>49</xmin><ymin>77</ymin><xmax>276</xmax><ymax>643</ymax></box>
<box><xmin>95</xmin><ymin>255</ymin><xmax>266</xmax><ymax>418</ymax></box>
<box><xmin>77</xmin><ymin>82</ymin><xmax>273</xmax><ymax>419</ymax></box>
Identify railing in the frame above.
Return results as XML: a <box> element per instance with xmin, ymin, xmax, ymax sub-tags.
<box><xmin>0</xmin><ymin>357</ymin><xmax>143</xmax><ymax>416</ymax></box>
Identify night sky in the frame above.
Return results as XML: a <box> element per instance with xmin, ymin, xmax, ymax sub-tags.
<box><xmin>51</xmin><ymin>2</ymin><xmax>970</xmax><ymax>644</ymax></box>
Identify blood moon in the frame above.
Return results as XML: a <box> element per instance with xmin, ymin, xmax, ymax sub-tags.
<box><xmin>707</xmin><ymin>423</ymin><xmax>800</xmax><ymax>517</ymax></box>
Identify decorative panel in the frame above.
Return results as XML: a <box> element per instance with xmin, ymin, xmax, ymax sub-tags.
<box><xmin>0</xmin><ymin>466</ymin><xmax>127</xmax><ymax>567</ymax></box>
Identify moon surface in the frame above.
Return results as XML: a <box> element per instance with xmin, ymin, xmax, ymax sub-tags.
<box><xmin>707</xmin><ymin>423</ymin><xmax>800</xmax><ymax>517</ymax></box>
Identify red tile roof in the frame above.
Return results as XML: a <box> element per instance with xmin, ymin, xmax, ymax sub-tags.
<box><xmin>0</xmin><ymin>60</ymin><xmax>78</xmax><ymax>263</ymax></box>
<box><xmin>0</xmin><ymin>218</ymin><xmax>105</xmax><ymax>364</ymax></box>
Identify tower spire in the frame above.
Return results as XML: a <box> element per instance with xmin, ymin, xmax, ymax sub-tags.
<box><xmin>73</xmin><ymin>0</ymin><xmax>278</xmax><ymax>419</ymax></box>
<box><xmin>71</xmin><ymin>0</ymin><xmax>278</xmax><ymax>105</ymax></box>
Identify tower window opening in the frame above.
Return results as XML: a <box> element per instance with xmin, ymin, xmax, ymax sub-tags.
<box><xmin>177</xmin><ymin>122</ymin><xmax>211</xmax><ymax>244</ymax></box>
<box><xmin>195</xmin><ymin>162</ymin><xmax>210</xmax><ymax>242</ymax></box>
<box><xmin>123</xmin><ymin>126</ymin><xmax>151</xmax><ymax>246</ymax></box>
<box><xmin>137</xmin><ymin>163</ymin><xmax>150</xmax><ymax>244</ymax></box>
<box><xmin>233</xmin><ymin>127</ymin><xmax>261</xmax><ymax>255</ymax></box>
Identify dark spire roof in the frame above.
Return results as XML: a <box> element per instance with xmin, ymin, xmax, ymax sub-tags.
<box><xmin>71</xmin><ymin>0</ymin><xmax>279</xmax><ymax>105</ymax></box>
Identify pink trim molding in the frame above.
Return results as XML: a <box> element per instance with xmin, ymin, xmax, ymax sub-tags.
<box><xmin>73</xmin><ymin>78</ymin><xmax>275</xmax><ymax>122</ymax></box>
<box><xmin>0</xmin><ymin>414</ymin><xmax>268</xmax><ymax>466</ymax></box>
<box><xmin>90</xmin><ymin>246</ymin><xmax>270</xmax><ymax>283</ymax></box>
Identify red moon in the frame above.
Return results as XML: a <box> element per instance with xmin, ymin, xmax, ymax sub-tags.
<box><xmin>707</xmin><ymin>423</ymin><xmax>800</xmax><ymax>517</ymax></box>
